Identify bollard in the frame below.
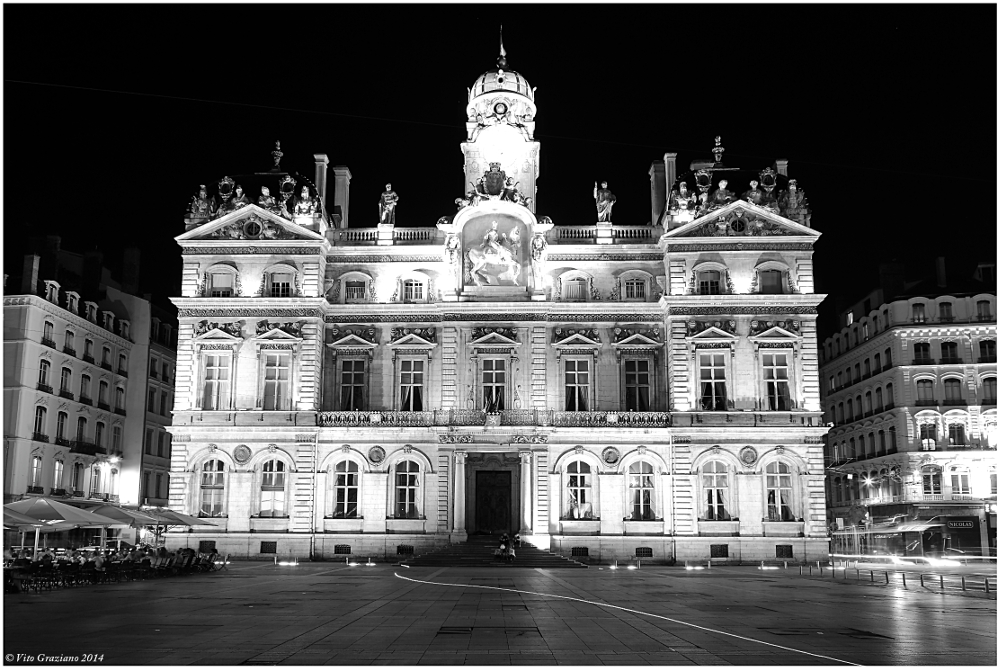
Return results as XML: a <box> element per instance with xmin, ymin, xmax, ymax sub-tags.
<box><xmin>939</xmin><ymin>575</ymin><xmax>944</xmax><ymax>590</ymax></box>
<box><xmin>784</xmin><ymin>561</ymin><xmax>788</xmax><ymax>569</ymax></box>
<box><xmin>799</xmin><ymin>565</ymin><xmax>802</xmax><ymax>576</ymax></box>
<box><xmin>920</xmin><ymin>574</ymin><xmax>925</xmax><ymax>587</ymax></box>
<box><xmin>685</xmin><ymin>560</ymin><xmax>689</xmax><ymax>568</ymax></box>
<box><xmin>870</xmin><ymin>570</ymin><xmax>874</xmax><ymax>583</ymax></box>
<box><xmin>901</xmin><ymin>572</ymin><xmax>906</xmax><ymax>588</ymax></box>
<box><xmin>856</xmin><ymin>569</ymin><xmax>860</xmax><ymax>580</ymax></box>
<box><xmin>707</xmin><ymin>560</ymin><xmax>711</xmax><ymax>569</ymax></box>
<box><xmin>637</xmin><ymin>559</ymin><xmax>641</xmax><ymax>570</ymax></box>
<box><xmin>986</xmin><ymin>579</ymin><xmax>991</xmax><ymax>594</ymax></box>
<box><xmin>885</xmin><ymin>572</ymin><xmax>889</xmax><ymax>585</ymax></box>
<box><xmin>961</xmin><ymin>576</ymin><xmax>966</xmax><ymax>591</ymax></box>
<box><xmin>809</xmin><ymin>565</ymin><xmax>812</xmax><ymax>575</ymax></box>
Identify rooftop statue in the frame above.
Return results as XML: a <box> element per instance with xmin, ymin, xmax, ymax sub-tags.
<box><xmin>742</xmin><ymin>180</ymin><xmax>764</xmax><ymax>206</ymax></box>
<box><xmin>779</xmin><ymin>179</ymin><xmax>812</xmax><ymax>227</ymax></box>
<box><xmin>294</xmin><ymin>186</ymin><xmax>317</xmax><ymax>217</ymax></box>
<box><xmin>189</xmin><ymin>185</ymin><xmax>215</xmax><ymax>219</ymax></box>
<box><xmin>378</xmin><ymin>183</ymin><xmax>399</xmax><ymax>225</ymax></box>
<box><xmin>230</xmin><ymin>185</ymin><xmax>250</xmax><ymax>210</ymax></box>
<box><xmin>707</xmin><ymin>180</ymin><xmax>735</xmax><ymax>212</ymax></box>
<box><xmin>257</xmin><ymin>186</ymin><xmax>277</xmax><ymax>210</ymax></box>
<box><xmin>668</xmin><ymin>182</ymin><xmax>696</xmax><ymax>214</ymax></box>
<box><xmin>594</xmin><ymin>181</ymin><xmax>616</xmax><ymax>222</ymax></box>
<box><xmin>501</xmin><ymin>177</ymin><xmax>527</xmax><ymax>205</ymax></box>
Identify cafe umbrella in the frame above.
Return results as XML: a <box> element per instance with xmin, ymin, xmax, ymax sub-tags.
<box><xmin>4</xmin><ymin>498</ymin><xmax>121</xmax><ymax>555</ymax></box>
<box><xmin>142</xmin><ymin>508</ymin><xmax>216</xmax><ymax>548</ymax></box>
<box><xmin>89</xmin><ymin>505</ymin><xmax>163</xmax><ymax>549</ymax></box>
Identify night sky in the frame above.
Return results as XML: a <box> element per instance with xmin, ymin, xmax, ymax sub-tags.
<box><xmin>5</xmin><ymin>4</ymin><xmax>996</xmax><ymax>337</ymax></box>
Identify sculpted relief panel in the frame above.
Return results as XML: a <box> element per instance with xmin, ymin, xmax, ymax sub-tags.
<box><xmin>462</xmin><ymin>214</ymin><xmax>529</xmax><ymax>288</ymax></box>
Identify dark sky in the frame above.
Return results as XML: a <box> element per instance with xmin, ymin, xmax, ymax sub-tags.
<box><xmin>5</xmin><ymin>4</ymin><xmax>996</xmax><ymax>336</ymax></box>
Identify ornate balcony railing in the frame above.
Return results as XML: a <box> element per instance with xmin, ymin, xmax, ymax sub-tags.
<box><xmin>59</xmin><ymin>389</ymin><xmax>74</xmax><ymax>400</ymax></box>
<box><xmin>97</xmin><ymin>401</ymin><xmax>111</xmax><ymax>411</ymax></box>
<box><xmin>55</xmin><ymin>436</ymin><xmax>71</xmax><ymax>447</ymax></box>
<box><xmin>41</xmin><ymin>337</ymin><xmax>56</xmax><ymax>349</ymax></box>
<box><xmin>392</xmin><ymin>228</ymin><xmax>438</xmax><ymax>244</ymax></box>
<box><xmin>36</xmin><ymin>383</ymin><xmax>53</xmax><ymax>394</ymax></box>
<box><xmin>70</xmin><ymin>440</ymin><xmax>106</xmax><ymax>456</ymax></box>
<box><xmin>79</xmin><ymin>395</ymin><xmax>92</xmax><ymax>406</ymax></box>
<box><xmin>549</xmin><ymin>411</ymin><xmax>671</xmax><ymax>428</ymax></box>
<box><xmin>317</xmin><ymin>411</ymin><xmax>435</xmax><ymax>427</ymax></box>
<box><xmin>83</xmin><ymin>354</ymin><xmax>95</xmax><ymax>364</ymax></box>
<box><xmin>31</xmin><ymin>432</ymin><xmax>49</xmax><ymax>443</ymax></box>
<box><xmin>62</xmin><ymin>346</ymin><xmax>76</xmax><ymax>357</ymax></box>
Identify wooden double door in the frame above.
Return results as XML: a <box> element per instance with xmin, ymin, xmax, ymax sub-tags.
<box><xmin>473</xmin><ymin>470</ymin><xmax>514</xmax><ymax>535</ymax></box>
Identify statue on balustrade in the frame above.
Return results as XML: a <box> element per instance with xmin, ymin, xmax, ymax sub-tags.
<box><xmin>742</xmin><ymin>180</ymin><xmax>764</xmax><ymax>206</ymax></box>
<box><xmin>594</xmin><ymin>181</ymin><xmax>616</xmax><ymax>222</ymax></box>
<box><xmin>189</xmin><ymin>185</ymin><xmax>216</xmax><ymax>219</ymax></box>
<box><xmin>778</xmin><ymin>179</ymin><xmax>812</xmax><ymax>227</ymax></box>
<box><xmin>378</xmin><ymin>183</ymin><xmax>399</xmax><ymax>225</ymax></box>
<box><xmin>501</xmin><ymin>177</ymin><xmax>523</xmax><ymax>204</ymax></box>
<box><xmin>294</xmin><ymin>186</ymin><xmax>317</xmax><ymax>217</ymax></box>
<box><xmin>257</xmin><ymin>186</ymin><xmax>277</xmax><ymax>210</ymax></box>
<box><xmin>230</xmin><ymin>185</ymin><xmax>251</xmax><ymax>210</ymax></box>
<box><xmin>707</xmin><ymin>179</ymin><xmax>735</xmax><ymax>212</ymax></box>
<box><xmin>668</xmin><ymin>181</ymin><xmax>696</xmax><ymax>214</ymax></box>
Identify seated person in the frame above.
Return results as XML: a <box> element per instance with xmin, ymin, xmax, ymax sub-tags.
<box><xmin>513</xmin><ymin>533</ymin><xmax>521</xmax><ymax>548</ymax></box>
<box><xmin>506</xmin><ymin>547</ymin><xmax>516</xmax><ymax>562</ymax></box>
<box><xmin>494</xmin><ymin>543</ymin><xmax>506</xmax><ymax>559</ymax></box>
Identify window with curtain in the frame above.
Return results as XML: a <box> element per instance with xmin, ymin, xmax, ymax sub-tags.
<box><xmin>762</xmin><ymin>352</ymin><xmax>791</xmax><ymax>410</ymax></box>
<box><xmin>984</xmin><ymin>377</ymin><xmax>997</xmax><ymax>403</ymax></box>
<box><xmin>80</xmin><ymin>374</ymin><xmax>91</xmax><ymax>401</ymax></box>
<box><xmin>481</xmin><ymin>359</ymin><xmax>505</xmax><ymax>412</ymax></box>
<box><xmin>340</xmin><ymin>360</ymin><xmax>366</xmax><ymax>411</ymax></box>
<box><xmin>624</xmin><ymin>359</ymin><xmax>650</xmax><ymax>411</ymax></box>
<box><xmin>948</xmin><ymin>423</ymin><xmax>966</xmax><ymax>445</ymax></box>
<box><xmin>698</xmin><ymin>270</ymin><xmax>721</xmax><ymax>295</ymax></box>
<box><xmin>112</xmin><ymin>425</ymin><xmax>122</xmax><ymax>452</ymax></box>
<box><xmin>200</xmin><ymin>459</ymin><xmax>226</xmax><ymax>517</ymax></box>
<box><xmin>95</xmin><ymin>422</ymin><xmax>105</xmax><ymax>447</ymax></box>
<box><xmin>33</xmin><ymin>406</ymin><xmax>47</xmax><ymax>438</ymax></box>
<box><xmin>259</xmin><ymin>459</ymin><xmax>286</xmax><ymax>517</ymax></box>
<box><xmin>402</xmin><ymin>279</ymin><xmax>424</xmax><ymax>302</ymax></box>
<box><xmin>702</xmin><ymin>461</ymin><xmax>730</xmax><ymax>520</ymax></box>
<box><xmin>920</xmin><ymin>424</ymin><xmax>937</xmax><ymax>449</ymax></box>
<box><xmin>98</xmin><ymin>380</ymin><xmax>109</xmax><ymax>406</ymax></box>
<box><xmin>202</xmin><ymin>353</ymin><xmax>231</xmax><ymax>410</ymax></box>
<box><xmin>116</xmin><ymin>387</ymin><xmax>125</xmax><ymax>411</ymax></box>
<box><xmin>913</xmin><ymin>342</ymin><xmax>931</xmax><ymax>362</ymax></box>
<box><xmin>76</xmin><ymin>417</ymin><xmax>87</xmax><ymax>441</ymax></box>
<box><xmin>60</xmin><ymin>368</ymin><xmax>72</xmax><ymax>393</ymax></box>
<box><xmin>943</xmin><ymin>378</ymin><xmax>962</xmax><ymax>403</ymax></box>
<box><xmin>922</xmin><ymin>467</ymin><xmax>941</xmax><ymax>494</ymax></box>
<box><xmin>31</xmin><ymin>456</ymin><xmax>43</xmax><ymax>487</ymax></box>
<box><xmin>766</xmin><ymin>462</ymin><xmax>794</xmax><ymax>521</ymax></box>
<box><xmin>208</xmin><ymin>273</ymin><xmax>234</xmax><ymax>297</ymax></box>
<box><xmin>628</xmin><ymin>461</ymin><xmax>654</xmax><ymax>520</ymax></box>
<box><xmin>950</xmin><ymin>469</ymin><xmax>971</xmax><ymax>495</ymax></box>
<box><xmin>759</xmin><ymin>269</ymin><xmax>783</xmax><ymax>294</ymax></box>
<box><xmin>912</xmin><ymin>304</ymin><xmax>926</xmax><ymax>323</ymax></box>
<box><xmin>333</xmin><ymin>460</ymin><xmax>359</xmax><ymax>518</ymax></box>
<box><xmin>38</xmin><ymin>359</ymin><xmax>51</xmax><ymax>387</ymax></box>
<box><xmin>977</xmin><ymin>300</ymin><xmax>992</xmax><ymax>320</ymax></box>
<box><xmin>564</xmin><ymin>359</ymin><xmax>590</xmax><ymax>411</ymax></box>
<box><xmin>56</xmin><ymin>412</ymin><xmax>68</xmax><ymax>442</ymax></box>
<box><xmin>394</xmin><ymin>460</ymin><xmax>420</xmax><ymax>519</ymax></box>
<box><xmin>916</xmin><ymin>379</ymin><xmax>934</xmax><ymax>403</ymax></box>
<box><xmin>52</xmin><ymin>460</ymin><xmax>63</xmax><ymax>489</ymax></box>
<box><xmin>261</xmin><ymin>352</ymin><xmax>291</xmax><ymax>411</ymax></box>
<box><xmin>399</xmin><ymin>359</ymin><xmax>425</xmax><ymax>411</ymax></box>
<box><xmin>699</xmin><ymin>353</ymin><xmax>727</xmax><ymax>411</ymax></box>
<box><xmin>91</xmin><ymin>466</ymin><xmax>102</xmax><ymax>495</ymax></box>
<box><xmin>566</xmin><ymin>460</ymin><xmax>592</xmax><ymax>518</ymax></box>
<box><xmin>72</xmin><ymin>462</ymin><xmax>84</xmax><ymax>491</ymax></box>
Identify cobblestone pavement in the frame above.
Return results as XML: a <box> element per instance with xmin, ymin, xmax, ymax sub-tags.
<box><xmin>3</xmin><ymin>562</ymin><xmax>996</xmax><ymax>666</ymax></box>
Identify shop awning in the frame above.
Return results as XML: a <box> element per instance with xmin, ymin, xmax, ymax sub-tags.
<box><xmin>890</xmin><ymin>521</ymin><xmax>943</xmax><ymax>532</ymax></box>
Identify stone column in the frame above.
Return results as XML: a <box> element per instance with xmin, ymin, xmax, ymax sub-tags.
<box><xmin>454</xmin><ymin>451</ymin><xmax>467</xmax><ymax>533</ymax></box>
<box><xmin>520</xmin><ymin>451</ymin><xmax>532</xmax><ymax>533</ymax></box>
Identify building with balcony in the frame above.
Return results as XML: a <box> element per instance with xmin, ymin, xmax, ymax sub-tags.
<box><xmin>141</xmin><ymin>306</ymin><xmax>178</xmax><ymax>507</ymax></box>
<box><xmin>3</xmin><ymin>241</ymin><xmax>172</xmax><ymax>514</ymax></box>
<box><xmin>165</xmin><ymin>49</ymin><xmax>829</xmax><ymax>564</ymax></box>
<box><xmin>819</xmin><ymin>260</ymin><xmax>997</xmax><ymax>556</ymax></box>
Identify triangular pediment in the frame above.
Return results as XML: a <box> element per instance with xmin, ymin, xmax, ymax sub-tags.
<box><xmin>687</xmin><ymin>327</ymin><xmax>738</xmax><ymax>341</ymax></box>
<box><xmin>662</xmin><ymin>200</ymin><xmax>820</xmax><ymax>240</ymax></box>
<box><xmin>252</xmin><ymin>328</ymin><xmax>302</xmax><ymax>342</ymax></box>
<box><xmin>192</xmin><ymin>326</ymin><xmax>243</xmax><ymax>343</ymax></box>
<box><xmin>176</xmin><ymin>205</ymin><xmax>324</xmax><ymax>242</ymax></box>
<box><xmin>612</xmin><ymin>333</ymin><xmax>662</xmax><ymax>347</ymax></box>
<box><xmin>328</xmin><ymin>333</ymin><xmax>377</xmax><ymax>349</ymax></box>
<box><xmin>387</xmin><ymin>334</ymin><xmax>437</xmax><ymax>348</ymax></box>
<box><xmin>748</xmin><ymin>326</ymin><xmax>801</xmax><ymax>341</ymax></box>
<box><xmin>553</xmin><ymin>333</ymin><xmax>601</xmax><ymax>347</ymax></box>
<box><xmin>469</xmin><ymin>332</ymin><xmax>520</xmax><ymax>347</ymax></box>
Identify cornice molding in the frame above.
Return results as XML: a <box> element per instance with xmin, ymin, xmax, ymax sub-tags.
<box><xmin>547</xmin><ymin>253</ymin><xmax>663</xmax><ymax>262</ymax></box>
<box><xmin>666</xmin><ymin>242</ymin><xmax>813</xmax><ymax>252</ymax></box>
<box><xmin>3</xmin><ymin>295</ymin><xmax>133</xmax><ymax>348</ymax></box>
<box><xmin>670</xmin><ymin>306</ymin><xmax>818</xmax><ymax>316</ymax></box>
<box><xmin>181</xmin><ymin>246</ymin><xmax>323</xmax><ymax>255</ymax></box>
<box><xmin>326</xmin><ymin>255</ymin><xmax>443</xmax><ymax>263</ymax></box>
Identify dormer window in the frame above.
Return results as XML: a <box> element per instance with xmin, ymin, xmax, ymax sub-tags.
<box><xmin>151</xmin><ymin>319</ymin><xmax>160</xmax><ymax>340</ymax></box>
<box><xmin>268</xmin><ymin>272</ymin><xmax>293</xmax><ymax>298</ymax></box>
<box><xmin>66</xmin><ymin>291</ymin><xmax>79</xmax><ymax>313</ymax></box>
<box><xmin>85</xmin><ymin>302</ymin><xmax>97</xmax><ymax>323</ymax></box>
<box><xmin>912</xmin><ymin>303</ymin><xmax>926</xmax><ymax>323</ymax></box>
<box><xmin>103</xmin><ymin>311</ymin><xmax>115</xmax><ymax>331</ymax></box>
<box><xmin>120</xmin><ymin>320</ymin><xmax>130</xmax><ymax>339</ymax></box>
<box><xmin>44</xmin><ymin>280</ymin><xmax>60</xmax><ymax>304</ymax></box>
<box><xmin>161</xmin><ymin>324</ymin><xmax>172</xmax><ymax>345</ymax></box>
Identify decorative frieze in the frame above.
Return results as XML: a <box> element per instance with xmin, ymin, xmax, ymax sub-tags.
<box><xmin>671</xmin><ymin>306</ymin><xmax>818</xmax><ymax>316</ymax></box>
<box><xmin>749</xmin><ymin>319</ymin><xmax>800</xmax><ymax>336</ymax></box>
<box><xmin>256</xmin><ymin>320</ymin><xmax>303</xmax><ymax>337</ymax></box>
<box><xmin>194</xmin><ymin>320</ymin><xmax>245</xmax><ymax>337</ymax></box>
<box><xmin>181</xmin><ymin>247</ymin><xmax>322</xmax><ymax>255</ymax></box>
<box><xmin>687</xmin><ymin>320</ymin><xmax>736</xmax><ymax>336</ymax></box>
<box><xmin>666</xmin><ymin>242</ymin><xmax>813</xmax><ymax>252</ymax></box>
<box><xmin>547</xmin><ymin>253</ymin><xmax>663</xmax><ymax>262</ymax></box>
<box><xmin>180</xmin><ymin>308</ymin><xmax>323</xmax><ymax>319</ymax></box>
<box><xmin>439</xmin><ymin>435</ymin><xmax>474</xmax><ymax>444</ymax></box>
<box><xmin>326</xmin><ymin>255</ymin><xmax>442</xmax><ymax>263</ymax></box>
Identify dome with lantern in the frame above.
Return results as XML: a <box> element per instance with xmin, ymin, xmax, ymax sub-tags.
<box><xmin>466</xmin><ymin>44</ymin><xmax>537</xmax><ymax>124</ymax></box>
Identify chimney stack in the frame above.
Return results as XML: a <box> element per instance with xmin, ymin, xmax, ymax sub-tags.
<box><xmin>332</xmin><ymin>166</ymin><xmax>352</xmax><ymax>229</ymax></box>
<box><xmin>314</xmin><ymin>154</ymin><xmax>329</xmax><ymax>214</ymax></box>
<box><xmin>83</xmin><ymin>250</ymin><xmax>104</xmax><ymax>298</ymax></box>
<box><xmin>648</xmin><ymin>160</ymin><xmax>665</xmax><ymax>226</ymax></box>
<box><xmin>879</xmin><ymin>261</ymin><xmax>906</xmax><ymax>302</ymax></box>
<box><xmin>122</xmin><ymin>246</ymin><xmax>141</xmax><ymax>295</ymax></box>
<box><xmin>936</xmin><ymin>257</ymin><xmax>947</xmax><ymax>288</ymax></box>
<box><xmin>21</xmin><ymin>254</ymin><xmax>40</xmax><ymax>295</ymax></box>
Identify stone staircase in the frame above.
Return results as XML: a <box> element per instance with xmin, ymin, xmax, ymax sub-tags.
<box><xmin>402</xmin><ymin>534</ymin><xmax>588</xmax><ymax>568</ymax></box>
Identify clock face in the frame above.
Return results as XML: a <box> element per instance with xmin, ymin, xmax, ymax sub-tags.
<box><xmin>494</xmin><ymin>102</ymin><xmax>507</xmax><ymax>115</ymax></box>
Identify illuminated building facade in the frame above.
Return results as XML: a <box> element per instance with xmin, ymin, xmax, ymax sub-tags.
<box><xmin>166</xmin><ymin>51</ymin><xmax>831</xmax><ymax>563</ymax></box>
<box><xmin>821</xmin><ymin>262</ymin><xmax>997</xmax><ymax>556</ymax></box>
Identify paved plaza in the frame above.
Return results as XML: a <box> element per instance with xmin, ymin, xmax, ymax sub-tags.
<box><xmin>3</xmin><ymin>562</ymin><xmax>996</xmax><ymax>666</ymax></box>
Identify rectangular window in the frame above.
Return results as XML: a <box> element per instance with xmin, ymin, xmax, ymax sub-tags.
<box><xmin>763</xmin><ymin>352</ymin><xmax>791</xmax><ymax>411</ymax></box>
<box><xmin>270</xmin><ymin>273</ymin><xmax>292</xmax><ymax>298</ymax></box>
<box><xmin>912</xmin><ymin>304</ymin><xmax>926</xmax><ymax>323</ymax></box>
<box><xmin>624</xmin><ymin>359</ymin><xmax>650</xmax><ymax>411</ymax></box>
<box><xmin>941</xmin><ymin>341</ymin><xmax>959</xmax><ymax>361</ymax></box>
<box><xmin>699</xmin><ymin>353</ymin><xmax>727</xmax><ymax>411</ymax></box>
<box><xmin>977</xmin><ymin>300</ymin><xmax>992</xmax><ymax>321</ymax></box>
<box><xmin>340</xmin><ymin>360</ymin><xmax>366</xmax><ymax>410</ymax></box>
<box><xmin>699</xmin><ymin>271</ymin><xmax>721</xmax><ymax>295</ymax></box>
<box><xmin>702</xmin><ymin>462</ymin><xmax>729</xmax><ymax>520</ymax></box>
<box><xmin>141</xmin><ymin>472</ymin><xmax>149</xmax><ymax>502</ymax></box>
<box><xmin>94</xmin><ymin>422</ymin><xmax>104</xmax><ymax>446</ymax></box>
<box><xmin>155</xmin><ymin>473</ymin><xmax>163</xmax><ymax>499</ymax></box>
<box><xmin>710</xmin><ymin>544</ymin><xmax>729</xmax><ymax>558</ymax></box>
<box><xmin>922</xmin><ymin>470</ymin><xmax>941</xmax><ymax>494</ymax></box>
<box><xmin>399</xmin><ymin>359</ymin><xmax>425</xmax><ymax>411</ymax></box>
<box><xmin>948</xmin><ymin>424</ymin><xmax>966</xmax><ymax>445</ymax></box>
<box><xmin>160</xmin><ymin>391</ymin><xmax>169</xmax><ymax>415</ymax></box>
<box><xmin>261</xmin><ymin>352</ymin><xmax>292</xmax><ymax>411</ymax></box>
<box><xmin>209</xmin><ymin>273</ymin><xmax>233</xmax><ymax>298</ymax></box>
<box><xmin>145</xmin><ymin>429</ymin><xmax>154</xmax><ymax>454</ymax></box>
<box><xmin>564</xmin><ymin>359</ymin><xmax>590</xmax><ymax>411</ymax></box>
<box><xmin>951</xmin><ymin>474</ymin><xmax>970</xmax><ymax>495</ymax></box>
<box><xmin>148</xmin><ymin>388</ymin><xmax>157</xmax><ymax>411</ymax></box>
<box><xmin>920</xmin><ymin>424</ymin><xmax>937</xmax><ymax>449</ymax></box>
<box><xmin>565</xmin><ymin>278</ymin><xmax>587</xmax><ymax>300</ymax></box>
<box><xmin>334</xmin><ymin>461</ymin><xmax>359</xmax><ymax>518</ymax></box>
<box><xmin>345</xmin><ymin>280</ymin><xmax>367</xmax><ymax>302</ymax></box>
<box><xmin>31</xmin><ymin>456</ymin><xmax>43</xmax><ymax>487</ymax></box>
<box><xmin>260</xmin><ymin>541</ymin><xmax>278</xmax><ymax>554</ymax></box>
<box><xmin>52</xmin><ymin>460</ymin><xmax>63</xmax><ymax>489</ymax></box>
<box><xmin>624</xmin><ymin>279</ymin><xmax>646</xmax><ymax>299</ymax></box>
<box><xmin>394</xmin><ymin>461</ymin><xmax>419</xmax><ymax>519</ymax></box>
<box><xmin>150</xmin><ymin>359</ymin><xmax>158</xmax><ymax>377</ymax></box>
<box><xmin>402</xmin><ymin>280</ymin><xmax>424</xmax><ymax>302</ymax></box>
<box><xmin>112</xmin><ymin>425</ymin><xmax>121</xmax><ymax>451</ymax></box>
<box><xmin>759</xmin><ymin>270</ymin><xmax>783</xmax><ymax>294</ymax></box>
<box><xmin>939</xmin><ymin>302</ymin><xmax>953</xmax><ymax>322</ymax></box>
<box><xmin>776</xmin><ymin>545</ymin><xmax>794</xmax><ymax>559</ymax></box>
<box><xmin>202</xmin><ymin>353</ymin><xmax>232</xmax><ymax>411</ymax></box>
<box><xmin>481</xmin><ymin>359</ymin><xmax>506</xmax><ymax>412</ymax></box>
<box><xmin>84</xmin><ymin>339</ymin><xmax>94</xmax><ymax>360</ymax></box>
<box><xmin>157</xmin><ymin>432</ymin><xmax>166</xmax><ymax>457</ymax></box>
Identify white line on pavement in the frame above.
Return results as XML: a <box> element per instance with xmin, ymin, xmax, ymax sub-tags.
<box><xmin>393</xmin><ymin>572</ymin><xmax>862</xmax><ymax>666</ymax></box>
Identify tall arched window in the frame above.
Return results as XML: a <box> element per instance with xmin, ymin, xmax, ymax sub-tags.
<box><xmin>199</xmin><ymin>459</ymin><xmax>226</xmax><ymax>517</ymax></box>
<box><xmin>875</xmin><ymin>387</ymin><xmax>884</xmax><ymax>411</ymax></box>
<box><xmin>91</xmin><ymin>465</ymin><xmax>102</xmax><ymax>496</ymax></box>
<box><xmin>920</xmin><ymin>423</ymin><xmax>938</xmax><ymax>449</ymax></box>
<box><xmin>33</xmin><ymin>406</ymin><xmax>47</xmax><ymax>439</ymax></box>
<box><xmin>394</xmin><ymin>460</ymin><xmax>420</xmax><ymax>519</ymax></box>
<box><xmin>702</xmin><ymin>461</ymin><xmax>730</xmax><ymax>520</ymax></box>
<box><xmin>922</xmin><ymin>466</ymin><xmax>941</xmax><ymax>495</ymax></box>
<box><xmin>71</xmin><ymin>462</ymin><xmax>84</xmax><ymax>492</ymax></box>
<box><xmin>52</xmin><ymin>460</ymin><xmax>63</xmax><ymax>490</ymax></box>
<box><xmin>76</xmin><ymin>417</ymin><xmax>87</xmax><ymax>441</ymax></box>
<box><xmin>566</xmin><ymin>460</ymin><xmax>593</xmax><ymax>519</ymax></box>
<box><xmin>56</xmin><ymin>411</ymin><xmax>68</xmax><ymax>443</ymax></box>
<box><xmin>60</xmin><ymin>368</ymin><xmax>72</xmax><ymax>394</ymax></box>
<box><xmin>38</xmin><ymin>359</ymin><xmax>51</xmax><ymax>388</ymax></box>
<box><xmin>259</xmin><ymin>459</ymin><xmax>286</xmax><ymax>517</ymax></box>
<box><xmin>765</xmin><ymin>462</ymin><xmax>794</xmax><ymax>521</ymax></box>
<box><xmin>628</xmin><ymin>461</ymin><xmax>655</xmax><ymax>521</ymax></box>
<box><xmin>333</xmin><ymin>461</ymin><xmax>359</xmax><ymax>518</ymax></box>
<box><xmin>30</xmin><ymin>456</ymin><xmax>43</xmax><ymax>487</ymax></box>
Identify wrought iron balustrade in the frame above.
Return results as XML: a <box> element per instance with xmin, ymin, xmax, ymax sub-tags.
<box><xmin>70</xmin><ymin>440</ymin><xmax>106</xmax><ymax>456</ymax></box>
<box><xmin>41</xmin><ymin>337</ymin><xmax>56</xmax><ymax>349</ymax></box>
<box><xmin>36</xmin><ymin>383</ymin><xmax>53</xmax><ymax>394</ymax></box>
<box><xmin>62</xmin><ymin>346</ymin><xmax>76</xmax><ymax>357</ymax></box>
<box><xmin>550</xmin><ymin>411</ymin><xmax>671</xmax><ymax>428</ymax></box>
<box><xmin>31</xmin><ymin>432</ymin><xmax>49</xmax><ymax>443</ymax></box>
<box><xmin>317</xmin><ymin>410</ymin><xmax>435</xmax><ymax>427</ymax></box>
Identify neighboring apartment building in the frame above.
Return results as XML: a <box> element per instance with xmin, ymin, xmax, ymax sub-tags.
<box><xmin>141</xmin><ymin>307</ymin><xmax>178</xmax><ymax>506</ymax></box>
<box><xmin>3</xmin><ymin>241</ymin><xmax>177</xmax><ymax>515</ymax></box>
<box><xmin>819</xmin><ymin>260</ymin><xmax>997</xmax><ymax>556</ymax></box>
<box><xmin>165</xmin><ymin>49</ymin><xmax>830</xmax><ymax>564</ymax></box>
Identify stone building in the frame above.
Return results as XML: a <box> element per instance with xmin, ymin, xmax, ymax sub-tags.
<box><xmin>166</xmin><ymin>50</ymin><xmax>830</xmax><ymax>564</ymax></box>
<box><xmin>820</xmin><ymin>260</ymin><xmax>997</xmax><ymax>556</ymax></box>
<box><xmin>3</xmin><ymin>241</ymin><xmax>177</xmax><ymax>521</ymax></box>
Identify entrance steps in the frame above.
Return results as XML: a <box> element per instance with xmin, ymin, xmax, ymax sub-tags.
<box><xmin>402</xmin><ymin>534</ymin><xmax>588</xmax><ymax>568</ymax></box>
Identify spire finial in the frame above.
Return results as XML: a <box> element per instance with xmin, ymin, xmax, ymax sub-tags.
<box><xmin>711</xmin><ymin>136</ymin><xmax>725</xmax><ymax>164</ymax></box>
<box><xmin>497</xmin><ymin>25</ymin><xmax>507</xmax><ymax>68</ymax></box>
